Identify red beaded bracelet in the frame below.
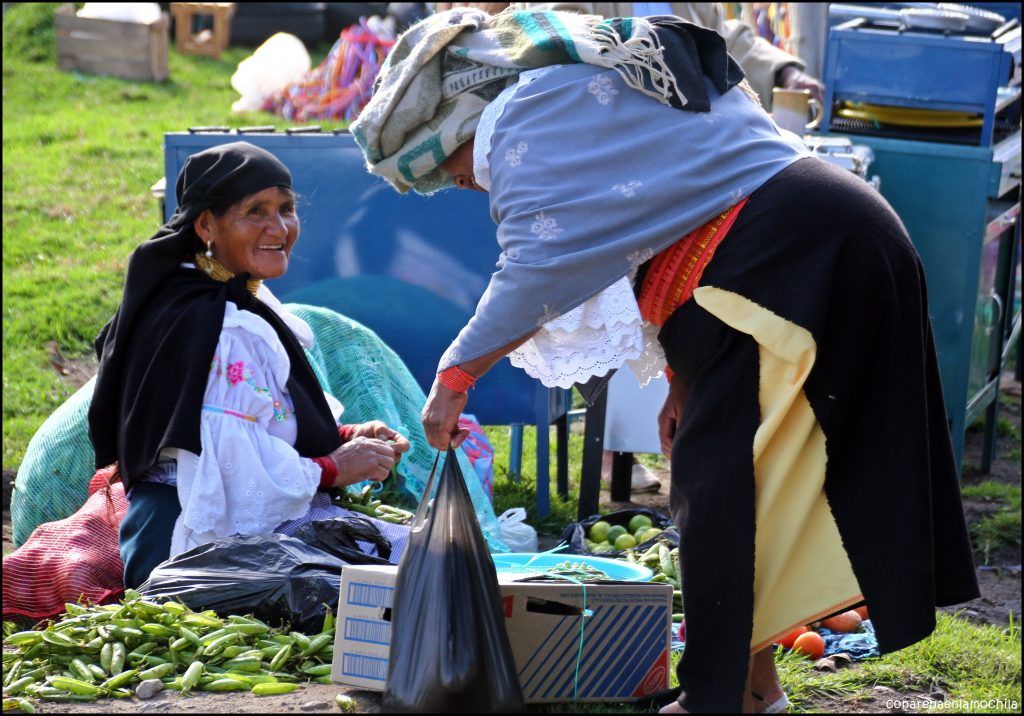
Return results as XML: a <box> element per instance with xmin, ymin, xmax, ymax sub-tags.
<box><xmin>438</xmin><ymin>365</ymin><xmax>477</xmax><ymax>393</ymax></box>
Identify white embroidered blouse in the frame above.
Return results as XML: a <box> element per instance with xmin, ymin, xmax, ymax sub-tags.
<box><xmin>165</xmin><ymin>280</ymin><xmax>343</xmax><ymax>557</ymax></box>
<box><xmin>473</xmin><ymin>67</ymin><xmax>666</xmax><ymax>388</ymax></box>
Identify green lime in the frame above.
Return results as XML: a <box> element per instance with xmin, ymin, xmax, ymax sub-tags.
<box><xmin>614</xmin><ymin>533</ymin><xmax>637</xmax><ymax>550</ymax></box>
<box><xmin>640</xmin><ymin>527</ymin><xmax>663</xmax><ymax>543</ymax></box>
<box><xmin>628</xmin><ymin>515</ymin><xmax>654</xmax><ymax>534</ymax></box>
<box><xmin>589</xmin><ymin>520</ymin><xmax>612</xmax><ymax>543</ymax></box>
<box><xmin>606</xmin><ymin>525</ymin><xmax>628</xmax><ymax>543</ymax></box>
<box><xmin>592</xmin><ymin>543</ymin><xmax>612</xmax><ymax>554</ymax></box>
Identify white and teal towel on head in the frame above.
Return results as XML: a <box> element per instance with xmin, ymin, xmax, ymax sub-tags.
<box><xmin>351</xmin><ymin>7</ymin><xmax>747</xmax><ymax>194</ymax></box>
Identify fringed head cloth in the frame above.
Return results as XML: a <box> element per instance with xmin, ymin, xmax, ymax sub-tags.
<box><xmin>351</xmin><ymin>8</ymin><xmax>747</xmax><ymax>194</ymax></box>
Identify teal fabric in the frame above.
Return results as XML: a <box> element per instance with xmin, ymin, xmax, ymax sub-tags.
<box><xmin>12</xmin><ymin>304</ymin><xmax>508</xmax><ymax>552</ymax></box>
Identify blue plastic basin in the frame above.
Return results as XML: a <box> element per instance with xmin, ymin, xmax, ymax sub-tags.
<box><xmin>492</xmin><ymin>552</ymin><xmax>654</xmax><ymax>582</ymax></box>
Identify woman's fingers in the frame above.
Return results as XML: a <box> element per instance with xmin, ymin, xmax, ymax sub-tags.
<box><xmin>448</xmin><ymin>428</ymin><xmax>471</xmax><ymax>450</ymax></box>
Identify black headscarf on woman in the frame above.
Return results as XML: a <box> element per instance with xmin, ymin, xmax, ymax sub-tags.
<box><xmin>89</xmin><ymin>142</ymin><xmax>341</xmax><ymax>490</ymax></box>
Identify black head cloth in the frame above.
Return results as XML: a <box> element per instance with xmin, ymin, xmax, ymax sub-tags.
<box><xmin>88</xmin><ymin>141</ymin><xmax>340</xmax><ymax>489</ymax></box>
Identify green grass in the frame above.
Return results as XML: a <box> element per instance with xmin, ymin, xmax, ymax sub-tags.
<box><xmin>2</xmin><ymin>3</ymin><xmax>344</xmax><ymax>469</ymax></box>
<box><xmin>778</xmin><ymin>613</ymin><xmax>1022</xmax><ymax>713</ymax></box>
<box><xmin>961</xmin><ymin>480</ymin><xmax>1022</xmax><ymax>565</ymax></box>
<box><xmin>488</xmin><ymin>425</ymin><xmax>586</xmax><ymax>536</ymax></box>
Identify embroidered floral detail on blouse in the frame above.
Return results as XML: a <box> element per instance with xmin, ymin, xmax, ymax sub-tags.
<box><xmin>587</xmin><ymin>74</ymin><xmax>619</xmax><ymax>105</ymax></box>
<box><xmin>227</xmin><ymin>361</ymin><xmax>246</xmax><ymax>386</ymax></box>
<box><xmin>613</xmin><ymin>180</ymin><xmax>643</xmax><ymax>198</ymax></box>
<box><xmin>627</xmin><ymin>247</ymin><xmax>656</xmax><ymax>270</ymax></box>
<box><xmin>505</xmin><ymin>141</ymin><xmax>528</xmax><ymax>166</ymax></box>
<box><xmin>729</xmin><ymin>187</ymin><xmax>745</xmax><ymax>203</ymax></box>
<box><xmin>272</xmin><ymin>399</ymin><xmax>295</xmax><ymax>422</ymax></box>
<box><xmin>440</xmin><ymin>344</ymin><xmax>461</xmax><ymax>366</ymax></box>
<box><xmin>701</xmin><ymin>109</ymin><xmax>720</xmax><ymax>124</ymax></box>
<box><xmin>531</xmin><ymin>211</ymin><xmax>563</xmax><ymax>241</ymax></box>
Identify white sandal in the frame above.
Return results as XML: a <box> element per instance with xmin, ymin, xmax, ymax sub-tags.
<box><xmin>752</xmin><ymin>691</ymin><xmax>791</xmax><ymax>714</ymax></box>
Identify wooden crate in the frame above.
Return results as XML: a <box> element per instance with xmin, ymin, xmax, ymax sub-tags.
<box><xmin>55</xmin><ymin>4</ymin><xmax>169</xmax><ymax>82</ymax></box>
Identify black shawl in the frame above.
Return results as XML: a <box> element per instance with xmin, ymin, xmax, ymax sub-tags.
<box><xmin>89</xmin><ymin>142</ymin><xmax>340</xmax><ymax>490</ymax></box>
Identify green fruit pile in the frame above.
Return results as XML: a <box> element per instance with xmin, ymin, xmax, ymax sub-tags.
<box><xmin>1</xmin><ymin>589</ymin><xmax>336</xmax><ymax>709</ymax></box>
<box><xmin>584</xmin><ymin>515</ymin><xmax>664</xmax><ymax>554</ymax></box>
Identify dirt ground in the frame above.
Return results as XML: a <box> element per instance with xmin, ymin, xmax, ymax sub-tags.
<box><xmin>3</xmin><ymin>374</ymin><xmax>1020</xmax><ymax>713</ymax></box>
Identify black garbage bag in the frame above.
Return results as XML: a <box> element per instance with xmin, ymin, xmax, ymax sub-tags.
<box><xmin>293</xmin><ymin>516</ymin><xmax>392</xmax><ymax>565</ymax></box>
<box><xmin>383</xmin><ymin>449</ymin><xmax>524</xmax><ymax>713</ymax></box>
<box><xmin>560</xmin><ymin>507</ymin><xmax>678</xmax><ymax>557</ymax></box>
<box><xmin>138</xmin><ymin>533</ymin><xmax>344</xmax><ymax>633</ymax></box>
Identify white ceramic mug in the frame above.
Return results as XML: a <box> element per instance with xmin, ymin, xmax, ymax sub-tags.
<box><xmin>772</xmin><ymin>88</ymin><xmax>822</xmax><ymax>136</ymax></box>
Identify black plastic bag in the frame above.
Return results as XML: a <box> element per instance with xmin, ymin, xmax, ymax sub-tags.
<box><xmin>293</xmin><ymin>515</ymin><xmax>392</xmax><ymax>565</ymax></box>
<box><xmin>383</xmin><ymin>449</ymin><xmax>524</xmax><ymax>713</ymax></box>
<box><xmin>560</xmin><ymin>507</ymin><xmax>678</xmax><ymax>557</ymax></box>
<box><xmin>138</xmin><ymin>533</ymin><xmax>344</xmax><ymax>633</ymax></box>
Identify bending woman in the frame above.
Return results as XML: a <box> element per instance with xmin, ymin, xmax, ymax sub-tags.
<box><xmin>88</xmin><ymin>142</ymin><xmax>410</xmax><ymax>588</ymax></box>
<box><xmin>351</xmin><ymin>9</ymin><xmax>980</xmax><ymax>712</ymax></box>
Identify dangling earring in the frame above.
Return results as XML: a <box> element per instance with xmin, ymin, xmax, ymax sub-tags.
<box><xmin>205</xmin><ymin>241</ymin><xmax>213</xmax><ymax>258</ymax></box>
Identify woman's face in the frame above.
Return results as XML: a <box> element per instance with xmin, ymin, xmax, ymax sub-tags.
<box><xmin>441</xmin><ymin>139</ymin><xmax>485</xmax><ymax>192</ymax></box>
<box><xmin>197</xmin><ymin>186</ymin><xmax>299</xmax><ymax>280</ymax></box>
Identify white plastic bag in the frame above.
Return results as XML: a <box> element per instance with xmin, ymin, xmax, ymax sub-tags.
<box><xmin>498</xmin><ymin>508</ymin><xmax>538</xmax><ymax>553</ymax></box>
<box><xmin>230</xmin><ymin>33</ymin><xmax>311</xmax><ymax>114</ymax></box>
<box><xmin>77</xmin><ymin>3</ymin><xmax>161</xmax><ymax>24</ymax></box>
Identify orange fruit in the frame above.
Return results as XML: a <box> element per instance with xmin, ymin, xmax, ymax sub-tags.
<box><xmin>821</xmin><ymin>610</ymin><xmax>862</xmax><ymax>633</ymax></box>
<box><xmin>792</xmin><ymin>631</ymin><xmax>825</xmax><ymax>660</ymax></box>
<box><xmin>776</xmin><ymin>626</ymin><xmax>809</xmax><ymax>649</ymax></box>
<box><xmin>854</xmin><ymin>605</ymin><xmax>869</xmax><ymax>621</ymax></box>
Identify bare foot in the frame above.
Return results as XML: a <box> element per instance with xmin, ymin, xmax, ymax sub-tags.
<box><xmin>659</xmin><ymin>700</ymin><xmax>687</xmax><ymax>714</ymax></box>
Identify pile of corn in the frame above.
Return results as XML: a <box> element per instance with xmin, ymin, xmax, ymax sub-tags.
<box><xmin>2</xmin><ymin>590</ymin><xmax>335</xmax><ymax>711</ymax></box>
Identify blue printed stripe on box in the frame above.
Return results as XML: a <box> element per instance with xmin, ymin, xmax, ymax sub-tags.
<box><xmin>342</xmin><ymin>653</ymin><xmax>389</xmax><ymax>682</ymax></box>
<box><xmin>345</xmin><ymin>617</ymin><xmax>391</xmax><ymax>646</ymax></box>
<box><xmin>347</xmin><ymin>581</ymin><xmax>394</xmax><ymax>608</ymax></box>
<box><xmin>520</xmin><ymin>604</ymin><xmax>668</xmax><ymax>699</ymax></box>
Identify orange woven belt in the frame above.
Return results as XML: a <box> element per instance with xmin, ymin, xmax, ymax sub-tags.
<box><xmin>638</xmin><ymin>198</ymin><xmax>748</xmax><ymax>327</ymax></box>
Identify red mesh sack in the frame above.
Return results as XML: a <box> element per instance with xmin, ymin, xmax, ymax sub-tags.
<box><xmin>2</xmin><ymin>466</ymin><xmax>127</xmax><ymax>620</ymax></box>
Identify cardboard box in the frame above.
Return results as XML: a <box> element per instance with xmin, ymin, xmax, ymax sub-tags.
<box><xmin>331</xmin><ymin>564</ymin><xmax>673</xmax><ymax>704</ymax></box>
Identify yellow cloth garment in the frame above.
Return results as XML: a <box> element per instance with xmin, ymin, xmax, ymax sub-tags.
<box><xmin>694</xmin><ymin>286</ymin><xmax>863</xmax><ymax>651</ymax></box>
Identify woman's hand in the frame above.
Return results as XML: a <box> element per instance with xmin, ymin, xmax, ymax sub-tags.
<box><xmin>421</xmin><ymin>380</ymin><xmax>470</xmax><ymax>451</ymax></box>
<box><xmin>329</xmin><ymin>437</ymin><xmax>397</xmax><ymax>488</ymax></box>
<box><xmin>348</xmin><ymin>421</ymin><xmax>411</xmax><ymax>462</ymax></box>
<box><xmin>658</xmin><ymin>376</ymin><xmax>691</xmax><ymax>458</ymax></box>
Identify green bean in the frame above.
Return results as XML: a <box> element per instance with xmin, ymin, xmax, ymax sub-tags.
<box><xmin>201</xmin><ymin>678</ymin><xmax>248</xmax><ymax>692</ymax></box>
<box><xmin>69</xmin><ymin>658</ymin><xmax>96</xmax><ymax>683</ymax></box>
<box><xmin>128</xmin><ymin>642</ymin><xmax>157</xmax><ymax>658</ymax></box>
<box><xmin>221</xmin><ymin>658</ymin><xmax>262</xmax><ymax>673</ymax></box>
<box><xmin>298</xmin><ymin>633</ymin><xmax>331</xmax><ymax>657</ymax></box>
<box><xmin>252</xmin><ymin>682</ymin><xmax>299</xmax><ymax>696</ymax></box>
<box><xmin>180</xmin><ymin>661</ymin><xmax>204</xmax><ymax>692</ymax></box>
<box><xmin>109</xmin><ymin>643</ymin><xmax>127</xmax><ymax>676</ymax></box>
<box><xmin>99</xmin><ymin>642</ymin><xmax>113</xmax><ymax>673</ymax></box>
<box><xmin>3</xmin><ymin>632</ymin><xmax>42</xmax><ymax>647</ymax></box>
<box><xmin>99</xmin><ymin>668</ymin><xmax>139</xmax><ymax>691</ymax></box>
<box><xmin>138</xmin><ymin>662</ymin><xmax>175</xmax><ymax>680</ymax></box>
<box><xmin>86</xmin><ymin>663</ymin><xmax>108</xmax><ymax>681</ymax></box>
<box><xmin>301</xmin><ymin>663</ymin><xmax>333</xmax><ymax>677</ymax></box>
<box><xmin>179</xmin><ymin>627</ymin><xmax>202</xmax><ymax>645</ymax></box>
<box><xmin>139</xmin><ymin>623</ymin><xmax>176</xmax><ymax>638</ymax></box>
<box><xmin>47</xmin><ymin>675</ymin><xmax>101</xmax><ymax>696</ymax></box>
<box><xmin>268</xmin><ymin>643</ymin><xmax>292</xmax><ymax>671</ymax></box>
<box><xmin>2</xmin><ymin>697</ymin><xmax>34</xmax><ymax>713</ymax></box>
<box><xmin>3</xmin><ymin>677</ymin><xmax>36</xmax><ymax>696</ymax></box>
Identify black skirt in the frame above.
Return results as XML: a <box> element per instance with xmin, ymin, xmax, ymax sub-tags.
<box><xmin>658</xmin><ymin>157</ymin><xmax>979</xmax><ymax>712</ymax></box>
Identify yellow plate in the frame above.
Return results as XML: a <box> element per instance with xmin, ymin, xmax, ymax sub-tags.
<box><xmin>838</xmin><ymin>103</ymin><xmax>983</xmax><ymax>128</ymax></box>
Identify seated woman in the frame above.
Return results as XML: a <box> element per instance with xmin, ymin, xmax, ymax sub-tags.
<box><xmin>88</xmin><ymin>141</ymin><xmax>411</xmax><ymax>588</ymax></box>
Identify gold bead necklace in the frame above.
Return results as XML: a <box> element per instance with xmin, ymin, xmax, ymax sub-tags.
<box><xmin>195</xmin><ymin>253</ymin><xmax>262</xmax><ymax>297</ymax></box>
